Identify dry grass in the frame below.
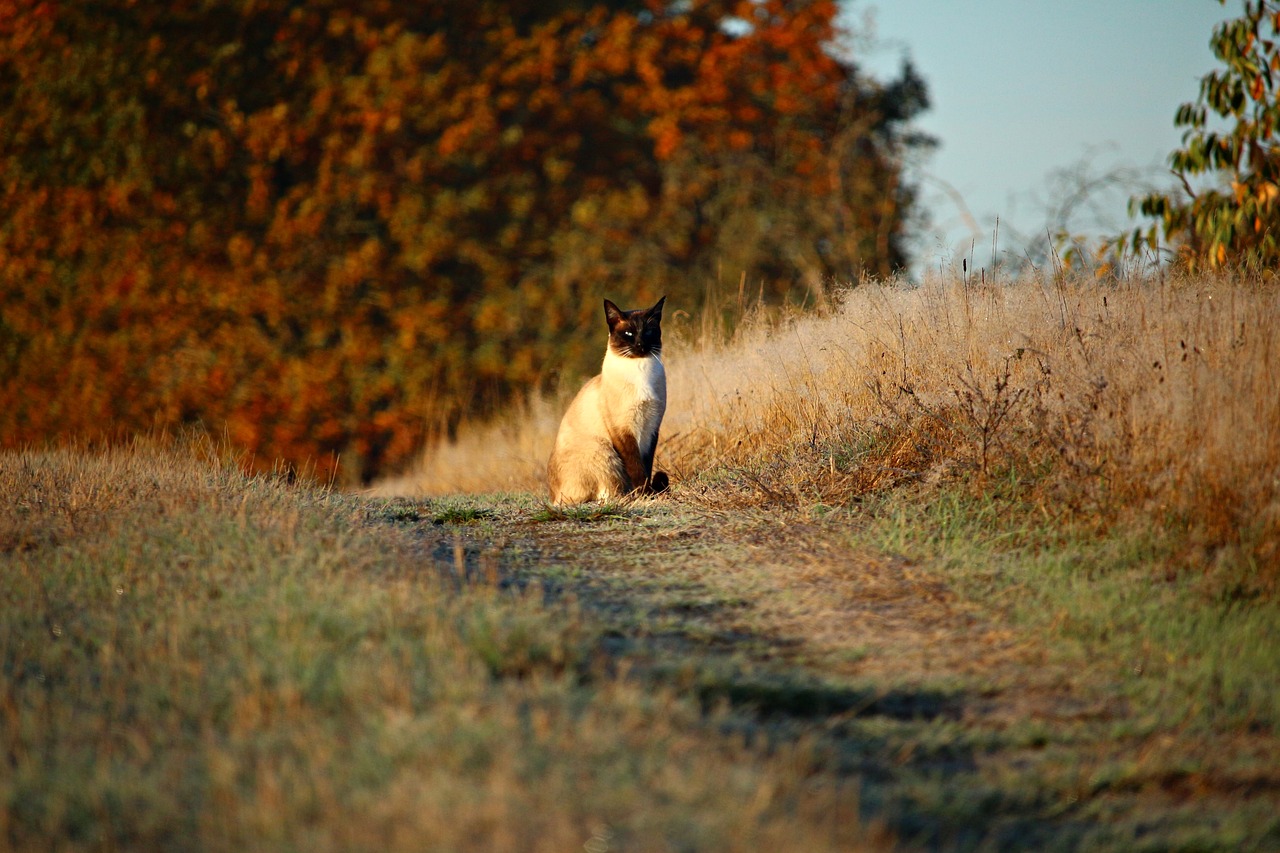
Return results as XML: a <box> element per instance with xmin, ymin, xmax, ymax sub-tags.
<box><xmin>0</xmin><ymin>439</ymin><xmax>882</xmax><ymax>852</ymax></box>
<box><xmin>8</xmin><ymin>380</ymin><xmax>1278</xmax><ymax>850</ymax></box>
<box><xmin>383</xmin><ymin>271</ymin><xmax>1280</xmax><ymax>594</ymax></box>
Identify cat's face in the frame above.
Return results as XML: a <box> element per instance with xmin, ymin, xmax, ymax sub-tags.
<box><xmin>604</xmin><ymin>296</ymin><xmax>665</xmax><ymax>358</ymax></box>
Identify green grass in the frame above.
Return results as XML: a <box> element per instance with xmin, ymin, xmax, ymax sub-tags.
<box><xmin>844</xmin><ymin>485</ymin><xmax>1280</xmax><ymax>848</ymax></box>
<box><xmin>865</xmin><ymin>486</ymin><xmax>1280</xmax><ymax>735</ymax></box>
<box><xmin>367</xmin><ymin>496</ymin><xmax>495</xmax><ymax>525</ymax></box>
<box><xmin>531</xmin><ymin>500</ymin><xmax>635</xmax><ymax>523</ymax></box>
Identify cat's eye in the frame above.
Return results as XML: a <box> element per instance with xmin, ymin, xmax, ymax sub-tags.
<box><xmin>624</xmin><ymin>331</ymin><xmax>634</xmax><ymax>338</ymax></box>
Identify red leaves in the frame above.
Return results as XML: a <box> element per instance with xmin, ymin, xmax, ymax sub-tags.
<box><xmin>1</xmin><ymin>0</ymin><xmax>922</xmax><ymax>484</ymax></box>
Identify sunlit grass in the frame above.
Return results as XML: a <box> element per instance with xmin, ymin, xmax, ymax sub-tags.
<box><xmin>387</xmin><ymin>269</ymin><xmax>1280</xmax><ymax>596</ymax></box>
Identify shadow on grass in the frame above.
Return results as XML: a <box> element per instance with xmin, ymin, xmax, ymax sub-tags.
<box><xmin>569</xmin><ymin>575</ymin><xmax>1128</xmax><ymax>852</ymax></box>
<box><xmin>692</xmin><ymin>670</ymin><xmax>963</xmax><ymax>721</ymax></box>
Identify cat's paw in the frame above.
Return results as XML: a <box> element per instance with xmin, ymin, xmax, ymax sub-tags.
<box><xmin>648</xmin><ymin>471</ymin><xmax>669</xmax><ymax>495</ymax></box>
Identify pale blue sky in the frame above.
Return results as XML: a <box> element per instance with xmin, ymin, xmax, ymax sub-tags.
<box><xmin>847</xmin><ymin>1</ymin><xmax>1236</xmax><ymax>273</ymax></box>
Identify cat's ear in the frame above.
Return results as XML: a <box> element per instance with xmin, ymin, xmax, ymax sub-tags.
<box><xmin>603</xmin><ymin>299</ymin><xmax>624</xmax><ymax>327</ymax></box>
<box><xmin>645</xmin><ymin>295</ymin><xmax>665</xmax><ymax>322</ymax></box>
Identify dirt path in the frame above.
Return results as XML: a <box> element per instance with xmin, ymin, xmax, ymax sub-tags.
<box><xmin>387</xmin><ymin>496</ymin><xmax>1210</xmax><ymax>851</ymax></box>
<box><xmin>418</xmin><ymin>501</ymin><xmax>1080</xmax><ymax>701</ymax></box>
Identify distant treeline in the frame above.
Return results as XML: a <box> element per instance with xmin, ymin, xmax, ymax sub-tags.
<box><xmin>0</xmin><ymin>0</ymin><xmax>930</xmax><ymax>482</ymax></box>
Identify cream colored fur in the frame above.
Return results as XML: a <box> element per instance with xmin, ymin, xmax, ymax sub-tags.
<box><xmin>548</xmin><ymin>349</ymin><xmax>666</xmax><ymax>504</ymax></box>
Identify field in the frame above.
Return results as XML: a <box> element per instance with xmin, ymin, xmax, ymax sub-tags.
<box><xmin>4</xmin><ymin>272</ymin><xmax>1279</xmax><ymax>851</ymax></box>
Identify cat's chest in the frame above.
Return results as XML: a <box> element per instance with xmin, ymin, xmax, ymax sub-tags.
<box><xmin>602</xmin><ymin>352</ymin><xmax>666</xmax><ymax>405</ymax></box>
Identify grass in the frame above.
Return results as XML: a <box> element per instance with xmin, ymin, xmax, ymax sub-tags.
<box><xmin>6</xmin><ymin>449</ymin><xmax>1278</xmax><ymax>853</ymax></box>
<box><xmin>530</xmin><ymin>500</ymin><xmax>635</xmax><ymax>523</ymax></box>
<box><xmin>6</xmin><ymin>270</ymin><xmax>1279</xmax><ymax>850</ymax></box>
<box><xmin>854</xmin><ymin>489</ymin><xmax>1280</xmax><ymax>848</ymax></box>
<box><xmin>473</xmin><ymin>485</ymin><xmax>1280</xmax><ymax>851</ymax></box>
<box><xmin>386</xmin><ymin>270</ymin><xmax>1280</xmax><ymax>596</ymax></box>
<box><xmin>371</xmin><ymin>268</ymin><xmax>1279</xmax><ymax>849</ymax></box>
<box><xmin>0</xmin><ymin>441</ymin><xmax>882</xmax><ymax>852</ymax></box>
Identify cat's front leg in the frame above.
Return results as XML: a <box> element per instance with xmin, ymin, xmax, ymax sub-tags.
<box><xmin>608</xmin><ymin>428</ymin><xmax>650</xmax><ymax>494</ymax></box>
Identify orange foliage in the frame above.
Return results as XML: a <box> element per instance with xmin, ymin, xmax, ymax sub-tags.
<box><xmin>0</xmin><ymin>0</ymin><xmax>928</xmax><ymax>483</ymax></box>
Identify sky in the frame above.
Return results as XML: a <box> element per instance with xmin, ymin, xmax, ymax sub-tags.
<box><xmin>846</xmin><ymin>1</ymin><xmax>1237</xmax><ymax>275</ymax></box>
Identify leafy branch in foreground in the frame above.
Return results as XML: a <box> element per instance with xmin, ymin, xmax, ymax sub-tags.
<box><xmin>1125</xmin><ymin>0</ymin><xmax>1280</xmax><ymax>269</ymax></box>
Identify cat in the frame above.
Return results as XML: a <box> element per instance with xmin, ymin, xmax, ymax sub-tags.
<box><xmin>547</xmin><ymin>296</ymin><xmax>670</xmax><ymax>504</ymax></box>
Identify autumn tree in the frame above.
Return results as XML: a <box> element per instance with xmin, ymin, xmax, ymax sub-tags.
<box><xmin>1126</xmin><ymin>0</ymin><xmax>1280</xmax><ymax>268</ymax></box>
<box><xmin>0</xmin><ymin>0</ymin><xmax>930</xmax><ymax>482</ymax></box>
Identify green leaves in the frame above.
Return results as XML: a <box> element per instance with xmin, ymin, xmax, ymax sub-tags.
<box><xmin>1126</xmin><ymin>0</ymin><xmax>1280</xmax><ymax>269</ymax></box>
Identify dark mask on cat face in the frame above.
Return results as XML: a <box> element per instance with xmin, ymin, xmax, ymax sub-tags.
<box><xmin>604</xmin><ymin>296</ymin><xmax>665</xmax><ymax>359</ymax></box>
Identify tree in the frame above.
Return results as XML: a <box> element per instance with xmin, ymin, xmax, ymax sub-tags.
<box><xmin>1126</xmin><ymin>0</ymin><xmax>1280</xmax><ymax>269</ymax></box>
<box><xmin>0</xmin><ymin>0</ymin><xmax>930</xmax><ymax>482</ymax></box>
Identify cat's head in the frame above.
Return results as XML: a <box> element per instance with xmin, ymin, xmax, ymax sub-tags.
<box><xmin>603</xmin><ymin>296</ymin><xmax>665</xmax><ymax>358</ymax></box>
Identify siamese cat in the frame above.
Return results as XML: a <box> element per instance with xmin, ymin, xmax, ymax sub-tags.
<box><xmin>548</xmin><ymin>296</ymin><xmax>669</xmax><ymax>504</ymax></box>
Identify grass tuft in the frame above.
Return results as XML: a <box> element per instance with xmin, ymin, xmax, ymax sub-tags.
<box><xmin>431</xmin><ymin>501</ymin><xmax>494</xmax><ymax>525</ymax></box>
<box><xmin>531</xmin><ymin>500</ymin><xmax>634</xmax><ymax>523</ymax></box>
